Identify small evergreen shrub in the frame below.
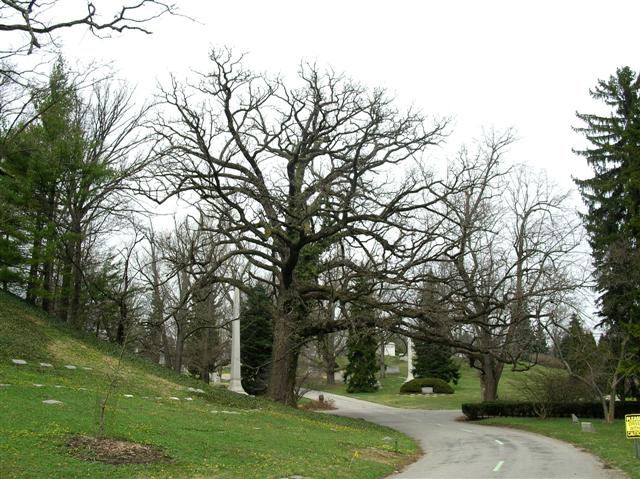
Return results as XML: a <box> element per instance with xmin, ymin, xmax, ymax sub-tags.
<box><xmin>400</xmin><ymin>377</ymin><xmax>454</xmax><ymax>394</ymax></box>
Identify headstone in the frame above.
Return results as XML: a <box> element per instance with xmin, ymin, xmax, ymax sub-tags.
<box><xmin>54</xmin><ymin>385</ymin><xmax>64</xmax><ymax>388</ymax></box>
<box><xmin>386</xmin><ymin>365</ymin><xmax>400</xmax><ymax>374</ymax></box>
<box><xmin>571</xmin><ymin>413</ymin><xmax>579</xmax><ymax>423</ymax></box>
<box><xmin>185</xmin><ymin>397</ymin><xmax>193</xmax><ymax>401</ymax></box>
<box><xmin>42</xmin><ymin>399</ymin><xmax>63</xmax><ymax>405</ymax></box>
<box><xmin>123</xmin><ymin>394</ymin><xmax>134</xmax><ymax>398</ymax></box>
<box><xmin>421</xmin><ymin>386</ymin><xmax>434</xmax><ymax>394</ymax></box>
<box><xmin>169</xmin><ymin>396</ymin><xmax>180</xmax><ymax>400</ymax></box>
<box><xmin>33</xmin><ymin>384</ymin><xmax>44</xmax><ymax>387</ymax></box>
<box><xmin>319</xmin><ymin>394</ymin><xmax>325</xmax><ymax>403</ymax></box>
<box><xmin>39</xmin><ymin>363</ymin><xmax>53</xmax><ymax>368</ymax></box>
<box><xmin>11</xmin><ymin>359</ymin><xmax>27</xmax><ymax>365</ymax></box>
<box><xmin>211</xmin><ymin>372</ymin><xmax>220</xmax><ymax>384</ymax></box>
<box><xmin>384</xmin><ymin>342</ymin><xmax>396</xmax><ymax>356</ymax></box>
<box><xmin>581</xmin><ymin>422</ymin><xmax>595</xmax><ymax>433</ymax></box>
<box><xmin>82</xmin><ymin>367</ymin><xmax>92</xmax><ymax>370</ymax></box>
<box><xmin>64</xmin><ymin>365</ymin><xmax>76</xmax><ymax>370</ymax></box>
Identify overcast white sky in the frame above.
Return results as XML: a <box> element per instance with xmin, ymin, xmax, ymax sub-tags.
<box><xmin>52</xmin><ymin>0</ymin><xmax>640</xmax><ymax>204</ymax></box>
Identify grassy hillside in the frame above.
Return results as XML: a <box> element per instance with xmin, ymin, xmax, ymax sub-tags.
<box><xmin>313</xmin><ymin>356</ymin><xmax>547</xmax><ymax>409</ymax></box>
<box><xmin>0</xmin><ymin>292</ymin><xmax>417</xmax><ymax>479</ymax></box>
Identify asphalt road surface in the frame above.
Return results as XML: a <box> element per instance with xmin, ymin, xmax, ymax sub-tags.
<box><xmin>306</xmin><ymin>391</ymin><xmax>627</xmax><ymax>479</ymax></box>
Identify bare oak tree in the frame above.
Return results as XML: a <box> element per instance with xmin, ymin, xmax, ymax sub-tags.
<box><xmin>152</xmin><ymin>49</ymin><xmax>447</xmax><ymax>404</ymax></box>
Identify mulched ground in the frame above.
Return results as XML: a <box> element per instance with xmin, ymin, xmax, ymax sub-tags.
<box><xmin>67</xmin><ymin>435</ymin><xmax>171</xmax><ymax>465</ymax></box>
<box><xmin>298</xmin><ymin>397</ymin><xmax>337</xmax><ymax>411</ymax></box>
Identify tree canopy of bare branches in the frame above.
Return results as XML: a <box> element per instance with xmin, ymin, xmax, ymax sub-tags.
<box><xmin>152</xmin><ymin>48</ymin><xmax>448</xmax><ymax>404</ymax></box>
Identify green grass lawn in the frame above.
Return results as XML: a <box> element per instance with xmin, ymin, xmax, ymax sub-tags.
<box><xmin>0</xmin><ymin>292</ymin><xmax>418</xmax><ymax>479</ymax></box>
<box><xmin>312</xmin><ymin>357</ymin><xmax>541</xmax><ymax>410</ymax></box>
<box><xmin>478</xmin><ymin>417</ymin><xmax>640</xmax><ymax>479</ymax></box>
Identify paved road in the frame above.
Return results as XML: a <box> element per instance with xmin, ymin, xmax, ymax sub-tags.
<box><xmin>306</xmin><ymin>391</ymin><xmax>626</xmax><ymax>479</ymax></box>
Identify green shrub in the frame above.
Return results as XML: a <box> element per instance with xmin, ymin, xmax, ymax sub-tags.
<box><xmin>461</xmin><ymin>400</ymin><xmax>640</xmax><ymax>420</ymax></box>
<box><xmin>400</xmin><ymin>377</ymin><xmax>454</xmax><ymax>394</ymax></box>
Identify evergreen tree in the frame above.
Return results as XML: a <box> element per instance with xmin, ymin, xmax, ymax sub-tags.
<box><xmin>574</xmin><ymin>66</ymin><xmax>640</xmax><ymax>383</ymax></box>
<box><xmin>240</xmin><ymin>286</ymin><xmax>273</xmax><ymax>396</ymax></box>
<box><xmin>344</xmin><ymin>279</ymin><xmax>379</xmax><ymax>393</ymax></box>
<box><xmin>558</xmin><ymin>314</ymin><xmax>599</xmax><ymax>377</ymax></box>
<box><xmin>412</xmin><ymin>340</ymin><xmax>460</xmax><ymax>384</ymax></box>
<box><xmin>574</xmin><ymin>66</ymin><xmax>640</xmax><ymax>337</ymax></box>
<box><xmin>344</xmin><ymin>326</ymin><xmax>379</xmax><ymax>393</ymax></box>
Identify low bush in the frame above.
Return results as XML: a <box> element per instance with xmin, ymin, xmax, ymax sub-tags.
<box><xmin>400</xmin><ymin>377</ymin><xmax>454</xmax><ymax>394</ymax></box>
<box><xmin>461</xmin><ymin>400</ymin><xmax>640</xmax><ymax>420</ymax></box>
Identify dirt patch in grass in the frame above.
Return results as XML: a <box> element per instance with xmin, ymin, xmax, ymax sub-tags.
<box><xmin>67</xmin><ymin>435</ymin><xmax>171</xmax><ymax>465</ymax></box>
<box><xmin>298</xmin><ymin>398</ymin><xmax>337</xmax><ymax>411</ymax></box>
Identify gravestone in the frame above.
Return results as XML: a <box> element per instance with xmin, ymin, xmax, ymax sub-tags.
<box><xmin>42</xmin><ymin>399</ymin><xmax>63</xmax><ymax>405</ymax></box>
<box><xmin>39</xmin><ymin>363</ymin><xmax>53</xmax><ymax>368</ymax></box>
<box><xmin>11</xmin><ymin>359</ymin><xmax>27</xmax><ymax>365</ymax></box>
<box><xmin>421</xmin><ymin>386</ymin><xmax>434</xmax><ymax>395</ymax></box>
<box><xmin>33</xmin><ymin>384</ymin><xmax>44</xmax><ymax>387</ymax></box>
<box><xmin>169</xmin><ymin>396</ymin><xmax>180</xmax><ymax>400</ymax></box>
<box><xmin>386</xmin><ymin>365</ymin><xmax>400</xmax><ymax>374</ymax></box>
<box><xmin>64</xmin><ymin>365</ymin><xmax>76</xmax><ymax>370</ymax></box>
<box><xmin>123</xmin><ymin>394</ymin><xmax>134</xmax><ymax>398</ymax></box>
<box><xmin>581</xmin><ymin>422</ymin><xmax>595</xmax><ymax>433</ymax></box>
<box><xmin>571</xmin><ymin>413</ymin><xmax>579</xmax><ymax>423</ymax></box>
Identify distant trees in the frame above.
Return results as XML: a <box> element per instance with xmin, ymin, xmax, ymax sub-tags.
<box><xmin>402</xmin><ymin>132</ymin><xmax>585</xmax><ymax>401</ymax></box>
<box><xmin>0</xmin><ymin>58</ymin><xmax>149</xmax><ymax>327</ymax></box>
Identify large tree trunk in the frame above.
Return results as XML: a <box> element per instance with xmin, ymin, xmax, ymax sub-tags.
<box><xmin>26</xmin><ymin>231</ymin><xmax>43</xmax><ymax>304</ymax></box>
<box><xmin>69</xmin><ymin>235</ymin><xmax>83</xmax><ymax>327</ymax></box>
<box><xmin>479</xmin><ymin>354</ymin><xmax>504</xmax><ymax>401</ymax></box>
<box><xmin>267</xmin><ymin>313</ymin><xmax>300</xmax><ymax>406</ymax></box>
<box><xmin>173</xmin><ymin>325</ymin><xmax>185</xmax><ymax>374</ymax></box>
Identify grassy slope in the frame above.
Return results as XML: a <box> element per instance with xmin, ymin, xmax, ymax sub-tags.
<box><xmin>479</xmin><ymin>417</ymin><xmax>638</xmax><ymax>479</ymax></box>
<box><xmin>313</xmin><ymin>357</ymin><xmax>533</xmax><ymax>410</ymax></box>
<box><xmin>0</xmin><ymin>292</ymin><xmax>417</xmax><ymax>479</ymax></box>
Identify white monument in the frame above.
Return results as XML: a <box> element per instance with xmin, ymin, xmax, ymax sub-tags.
<box><xmin>405</xmin><ymin>337</ymin><xmax>414</xmax><ymax>383</ymax></box>
<box><xmin>228</xmin><ymin>285</ymin><xmax>247</xmax><ymax>394</ymax></box>
<box><xmin>384</xmin><ymin>342</ymin><xmax>396</xmax><ymax>356</ymax></box>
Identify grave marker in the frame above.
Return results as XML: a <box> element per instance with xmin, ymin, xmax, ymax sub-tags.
<box><xmin>581</xmin><ymin>422</ymin><xmax>595</xmax><ymax>433</ymax></box>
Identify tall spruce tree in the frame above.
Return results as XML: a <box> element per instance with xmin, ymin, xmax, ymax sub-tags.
<box><xmin>574</xmin><ymin>66</ymin><xmax>640</xmax><ymax>374</ymax></box>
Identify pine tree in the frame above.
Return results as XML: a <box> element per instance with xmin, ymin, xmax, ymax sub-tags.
<box><xmin>344</xmin><ymin>327</ymin><xmax>379</xmax><ymax>393</ymax></box>
<box><xmin>240</xmin><ymin>286</ymin><xmax>273</xmax><ymax>396</ymax></box>
<box><xmin>574</xmin><ymin>66</ymin><xmax>640</xmax><ymax>381</ymax></box>
<box><xmin>412</xmin><ymin>340</ymin><xmax>460</xmax><ymax>384</ymax></box>
<box><xmin>344</xmin><ymin>279</ymin><xmax>379</xmax><ymax>393</ymax></box>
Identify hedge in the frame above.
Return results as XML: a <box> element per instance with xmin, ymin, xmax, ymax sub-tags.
<box><xmin>400</xmin><ymin>377</ymin><xmax>454</xmax><ymax>394</ymax></box>
<box><xmin>461</xmin><ymin>400</ymin><xmax>640</xmax><ymax>420</ymax></box>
